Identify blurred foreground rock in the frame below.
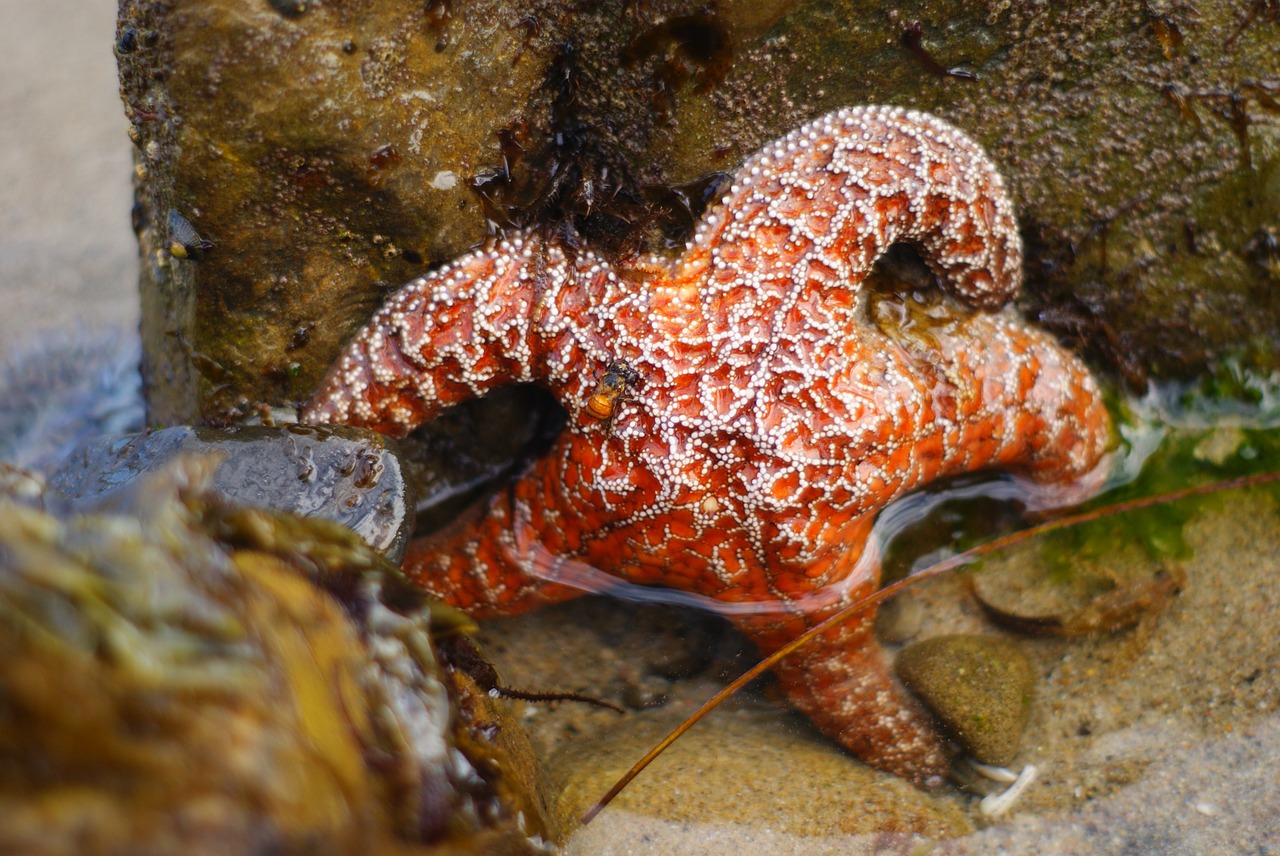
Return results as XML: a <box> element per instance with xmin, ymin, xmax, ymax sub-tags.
<box><xmin>0</xmin><ymin>458</ymin><xmax>554</xmax><ymax>855</ymax></box>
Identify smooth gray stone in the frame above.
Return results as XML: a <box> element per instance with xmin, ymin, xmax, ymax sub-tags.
<box><xmin>47</xmin><ymin>424</ymin><xmax>413</xmax><ymax>563</ymax></box>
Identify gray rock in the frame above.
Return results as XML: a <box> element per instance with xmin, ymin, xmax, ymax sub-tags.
<box><xmin>46</xmin><ymin>424</ymin><xmax>414</xmax><ymax>562</ymax></box>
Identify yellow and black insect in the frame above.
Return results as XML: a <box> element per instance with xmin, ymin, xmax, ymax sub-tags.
<box><xmin>586</xmin><ymin>358</ymin><xmax>642</xmax><ymax>423</ymax></box>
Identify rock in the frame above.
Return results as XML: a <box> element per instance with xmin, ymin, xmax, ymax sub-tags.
<box><xmin>46</xmin><ymin>424</ymin><xmax>414</xmax><ymax>562</ymax></box>
<box><xmin>896</xmin><ymin>634</ymin><xmax>1036</xmax><ymax>767</ymax></box>
<box><xmin>0</xmin><ymin>457</ymin><xmax>555</xmax><ymax>854</ymax></box>
<box><xmin>550</xmin><ymin>702</ymin><xmax>974</xmax><ymax>844</ymax></box>
<box><xmin>972</xmin><ymin>549</ymin><xmax>1186</xmax><ymax>637</ymax></box>
<box><xmin>117</xmin><ymin>1</ymin><xmax>1279</xmax><ymax>425</ymax></box>
<box><xmin>116</xmin><ymin>0</ymin><xmax>563</xmax><ymax>424</ymax></box>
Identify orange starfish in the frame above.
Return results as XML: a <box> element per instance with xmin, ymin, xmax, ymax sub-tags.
<box><xmin>302</xmin><ymin>106</ymin><xmax>1110</xmax><ymax>786</ymax></box>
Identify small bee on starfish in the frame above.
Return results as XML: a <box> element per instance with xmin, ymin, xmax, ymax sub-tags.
<box><xmin>584</xmin><ymin>359</ymin><xmax>643</xmax><ymax>425</ymax></box>
<box><xmin>302</xmin><ymin>105</ymin><xmax>1110</xmax><ymax>786</ymax></box>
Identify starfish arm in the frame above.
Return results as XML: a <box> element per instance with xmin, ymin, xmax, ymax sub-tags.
<box><xmin>399</xmin><ymin>435</ymin><xmax>597</xmax><ymax>618</ymax></box>
<box><xmin>737</xmin><ymin>596</ymin><xmax>949</xmax><ymax>787</ymax></box>
<box><xmin>892</xmin><ymin>309</ymin><xmax>1112</xmax><ymax>501</ymax></box>
<box><xmin>716</xmin><ymin>528</ymin><xmax>949</xmax><ymax>786</ymax></box>
<box><xmin>301</xmin><ymin>234</ymin><xmax>619</xmax><ymax>435</ymax></box>
<box><xmin>682</xmin><ymin>105</ymin><xmax>1022</xmax><ymax>313</ymax></box>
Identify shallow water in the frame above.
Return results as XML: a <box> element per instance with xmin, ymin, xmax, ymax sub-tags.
<box><xmin>0</xmin><ymin>328</ymin><xmax>144</xmax><ymax>473</ymax></box>
<box><xmin>5</xmin><ymin>307</ymin><xmax>1276</xmax><ymax>855</ymax></box>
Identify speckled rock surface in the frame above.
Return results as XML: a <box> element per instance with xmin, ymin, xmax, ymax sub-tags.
<box><xmin>118</xmin><ymin>0</ymin><xmax>1279</xmax><ymax>424</ymax></box>
<box><xmin>896</xmin><ymin>634</ymin><xmax>1036</xmax><ymax>766</ymax></box>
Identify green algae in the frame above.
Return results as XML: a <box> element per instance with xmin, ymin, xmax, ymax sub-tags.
<box><xmin>1037</xmin><ymin>366</ymin><xmax>1280</xmax><ymax>576</ymax></box>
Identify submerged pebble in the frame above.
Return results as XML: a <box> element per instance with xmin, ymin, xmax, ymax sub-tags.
<box><xmin>972</xmin><ymin>553</ymin><xmax>1185</xmax><ymax>637</ymax></box>
<box><xmin>896</xmin><ymin>634</ymin><xmax>1036</xmax><ymax>767</ymax></box>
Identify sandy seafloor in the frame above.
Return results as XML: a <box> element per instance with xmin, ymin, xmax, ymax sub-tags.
<box><xmin>2</xmin><ymin>2</ymin><xmax>1277</xmax><ymax>854</ymax></box>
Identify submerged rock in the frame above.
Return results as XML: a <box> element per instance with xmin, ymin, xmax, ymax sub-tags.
<box><xmin>972</xmin><ymin>553</ymin><xmax>1186</xmax><ymax>638</ymax></box>
<box><xmin>551</xmin><ymin>700</ymin><xmax>974</xmax><ymax>844</ymax></box>
<box><xmin>896</xmin><ymin>634</ymin><xmax>1036</xmax><ymax>767</ymax></box>
<box><xmin>46</xmin><ymin>424</ymin><xmax>414</xmax><ymax>562</ymax></box>
<box><xmin>0</xmin><ymin>457</ymin><xmax>554</xmax><ymax>855</ymax></box>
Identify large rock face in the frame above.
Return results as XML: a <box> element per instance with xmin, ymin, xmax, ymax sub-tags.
<box><xmin>117</xmin><ymin>0</ymin><xmax>551</xmax><ymax>423</ymax></box>
<box><xmin>117</xmin><ymin>0</ymin><xmax>1279</xmax><ymax>424</ymax></box>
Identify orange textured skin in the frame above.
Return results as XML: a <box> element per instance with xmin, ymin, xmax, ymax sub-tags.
<box><xmin>302</xmin><ymin>106</ymin><xmax>1111</xmax><ymax>786</ymax></box>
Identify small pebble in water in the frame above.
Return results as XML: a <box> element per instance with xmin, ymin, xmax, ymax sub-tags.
<box><xmin>896</xmin><ymin>634</ymin><xmax>1036</xmax><ymax>767</ymax></box>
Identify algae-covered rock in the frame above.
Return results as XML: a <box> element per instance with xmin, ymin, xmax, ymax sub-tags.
<box><xmin>116</xmin><ymin>0</ymin><xmax>560</xmax><ymax>424</ymax></box>
<box><xmin>0</xmin><ymin>458</ymin><xmax>554</xmax><ymax>854</ymax></box>
<box><xmin>118</xmin><ymin>0</ymin><xmax>1279</xmax><ymax>425</ymax></box>
<box><xmin>896</xmin><ymin>634</ymin><xmax>1036</xmax><ymax>767</ymax></box>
